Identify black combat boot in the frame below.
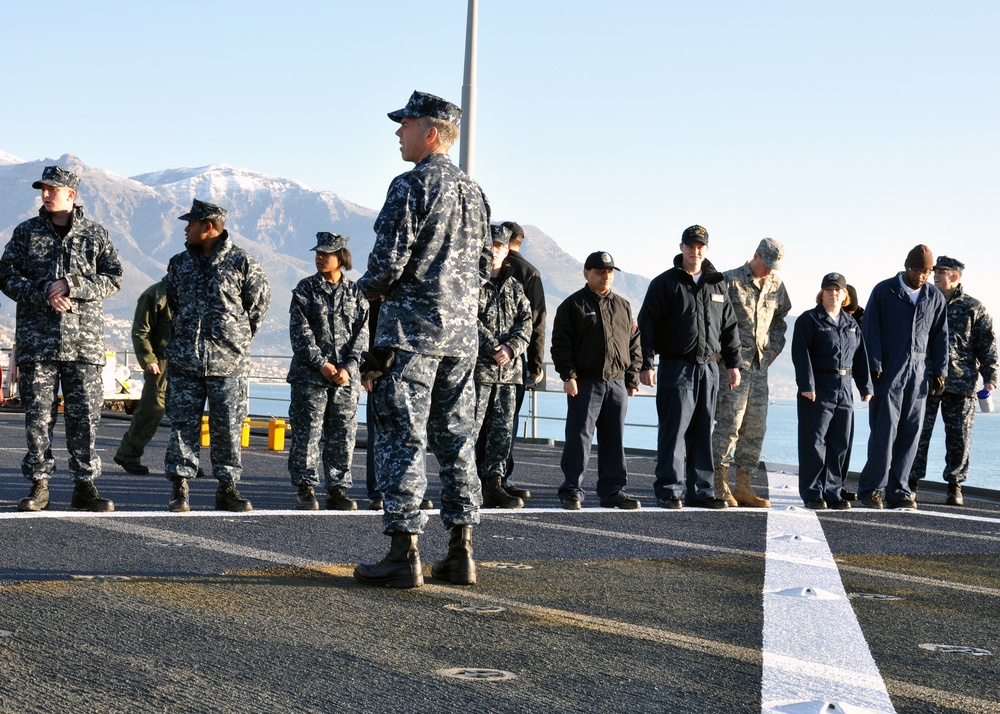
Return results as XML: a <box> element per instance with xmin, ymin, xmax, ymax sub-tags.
<box><xmin>326</xmin><ymin>486</ymin><xmax>357</xmax><ymax>511</ymax></box>
<box><xmin>354</xmin><ymin>533</ymin><xmax>423</xmax><ymax>588</ymax></box>
<box><xmin>71</xmin><ymin>481</ymin><xmax>114</xmax><ymax>512</ymax></box>
<box><xmin>482</xmin><ymin>475</ymin><xmax>523</xmax><ymax>509</ymax></box>
<box><xmin>947</xmin><ymin>482</ymin><xmax>964</xmax><ymax>506</ymax></box>
<box><xmin>502</xmin><ymin>481</ymin><xmax>531</xmax><ymax>500</ymax></box>
<box><xmin>18</xmin><ymin>479</ymin><xmax>50</xmax><ymax>512</ymax></box>
<box><xmin>169</xmin><ymin>478</ymin><xmax>190</xmax><ymax>513</ymax></box>
<box><xmin>296</xmin><ymin>483</ymin><xmax>319</xmax><ymax>510</ymax></box>
<box><xmin>215</xmin><ymin>482</ymin><xmax>252</xmax><ymax>512</ymax></box>
<box><xmin>431</xmin><ymin>525</ymin><xmax>476</xmax><ymax>585</ymax></box>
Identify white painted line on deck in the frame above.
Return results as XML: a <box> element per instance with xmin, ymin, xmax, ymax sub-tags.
<box><xmin>80</xmin><ymin>519</ymin><xmax>325</xmax><ymax>567</ymax></box>
<box><xmin>762</xmin><ymin>469</ymin><xmax>895</xmax><ymax>713</ymax></box>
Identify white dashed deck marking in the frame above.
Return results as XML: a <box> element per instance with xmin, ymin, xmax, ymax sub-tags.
<box><xmin>762</xmin><ymin>469</ymin><xmax>895</xmax><ymax>713</ymax></box>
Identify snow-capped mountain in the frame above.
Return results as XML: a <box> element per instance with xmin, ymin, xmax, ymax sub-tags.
<box><xmin>0</xmin><ymin>152</ymin><xmax>650</xmax><ymax>356</ymax></box>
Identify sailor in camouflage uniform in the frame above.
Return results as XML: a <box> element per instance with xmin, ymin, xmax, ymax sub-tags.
<box><xmin>910</xmin><ymin>256</ymin><xmax>997</xmax><ymax>506</ymax></box>
<box><xmin>0</xmin><ymin>165</ymin><xmax>123</xmax><ymax>512</ymax></box>
<box><xmin>286</xmin><ymin>232</ymin><xmax>368</xmax><ymax>511</ymax></box>
<box><xmin>164</xmin><ymin>199</ymin><xmax>271</xmax><ymax>513</ymax></box>
<box><xmin>353</xmin><ymin>91</ymin><xmax>492</xmax><ymax>589</ymax></box>
<box><xmin>474</xmin><ymin>224</ymin><xmax>532</xmax><ymax>509</ymax></box>
<box><xmin>712</xmin><ymin>238</ymin><xmax>792</xmax><ymax>508</ymax></box>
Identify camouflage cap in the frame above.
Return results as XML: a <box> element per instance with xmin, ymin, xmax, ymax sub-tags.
<box><xmin>178</xmin><ymin>198</ymin><xmax>227</xmax><ymax>222</ymax></box>
<box><xmin>681</xmin><ymin>225</ymin><xmax>709</xmax><ymax>246</ymax></box>
<box><xmin>501</xmin><ymin>220</ymin><xmax>525</xmax><ymax>240</ymax></box>
<box><xmin>821</xmin><ymin>271</ymin><xmax>847</xmax><ymax>290</ymax></box>
<box><xmin>584</xmin><ymin>251</ymin><xmax>621</xmax><ymax>272</ymax></box>
<box><xmin>490</xmin><ymin>224</ymin><xmax>513</xmax><ymax>246</ymax></box>
<box><xmin>756</xmin><ymin>237</ymin><xmax>784</xmax><ymax>270</ymax></box>
<box><xmin>32</xmin><ymin>165</ymin><xmax>80</xmax><ymax>190</ymax></box>
<box><xmin>934</xmin><ymin>255</ymin><xmax>965</xmax><ymax>272</ymax></box>
<box><xmin>311</xmin><ymin>232</ymin><xmax>349</xmax><ymax>253</ymax></box>
<box><xmin>387</xmin><ymin>91</ymin><xmax>463</xmax><ymax>126</ymax></box>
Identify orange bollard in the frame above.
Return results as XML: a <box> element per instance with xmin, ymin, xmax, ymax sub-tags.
<box><xmin>269</xmin><ymin>418</ymin><xmax>286</xmax><ymax>451</ymax></box>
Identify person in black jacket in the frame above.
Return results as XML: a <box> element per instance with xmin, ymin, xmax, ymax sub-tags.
<box><xmin>500</xmin><ymin>221</ymin><xmax>546</xmax><ymax>500</ymax></box>
<box><xmin>550</xmin><ymin>251</ymin><xmax>642</xmax><ymax>510</ymax></box>
<box><xmin>637</xmin><ymin>225</ymin><xmax>743</xmax><ymax>509</ymax></box>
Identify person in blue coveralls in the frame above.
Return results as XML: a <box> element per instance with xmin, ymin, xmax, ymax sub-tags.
<box><xmin>857</xmin><ymin>245</ymin><xmax>948</xmax><ymax>510</ymax></box>
<box><xmin>792</xmin><ymin>272</ymin><xmax>873</xmax><ymax>509</ymax></box>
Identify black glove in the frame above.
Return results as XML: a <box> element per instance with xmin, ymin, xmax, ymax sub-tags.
<box><xmin>359</xmin><ymin>347</ymin><xmax>396</xmax><ymax>381</ymax></box>
<box><xmin>930</xmin><ymin>375</ymin><xmax>946</xmax><ymax>397</ymax></box>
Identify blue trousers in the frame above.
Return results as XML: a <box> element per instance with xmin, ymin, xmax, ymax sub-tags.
<box><xmin>859</xmin><ymin>383</ymin><xmax>926</xmax><ymax>501</ymax></box>
<box><xmin>653</xmin><ymin>360</ymin><xmax>719</xmax><ymax>501</ymax></box>
<box><xmin>558</xmin><ymin>379</ymin><xmax>629</xmax><ymax>503</ymax></box>
<box><xmin>797</xmin><ymin>394</ymin><xmax>853</xmax><ymax>503</ymax></box>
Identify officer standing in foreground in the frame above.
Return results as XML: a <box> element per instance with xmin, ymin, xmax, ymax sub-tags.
<box><xmin>164</xmin><ymin>199</ymin><xmax>271</xmax><ymax>512</ymax></box>
<box><xmin>114</xmin><ymin>279</ymin><xmax>171</xmax><ymax>475</ymax></box>
<box><xmin>353</xmin><ymin>91</ymin><xmax>492</xmax><ymax>589</ymax></box>
<box><xmin>910</xmin><ymin>256</ymin><xmax>997</xmax><ymax>506</ymax></box>
<box><xmin>550</xmin><ymin>250</ymin><xmax>642</xmax><ymax>509</ymax></box>
<box><xmin>0</xmin><ymin>165</ymin><xmax>123</xmax><ymax>511</ymax></box>
<box><xmin>713</xmin><ymin>238</ymin><xmax>791</xmax><ymax>508</ymax></box>
<box><xmin>638</xmin><ymin>225</ymin><xmax>743</xmax><ymax>509</ymax></box>
<box><xmin>857</xmin><ymin>244</ymin><xmax>948</xmax><ymax>509</ymax></box>
<box><xmin>500</xmin><ymin>219</ymin><xmax>546</xmax><ymax>500</ymax></box>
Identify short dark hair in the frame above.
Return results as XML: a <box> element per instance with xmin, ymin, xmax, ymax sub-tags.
<box><xmin>331</xmin><ymin>246</ymin><xmax>352</xmax><ymax>271</ymax></box>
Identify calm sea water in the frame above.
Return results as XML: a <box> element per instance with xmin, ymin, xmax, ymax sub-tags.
<box><xmin>249</xmin><ymin>383</ymin><xmax>1000</xmax><ymax>493</ymax></box>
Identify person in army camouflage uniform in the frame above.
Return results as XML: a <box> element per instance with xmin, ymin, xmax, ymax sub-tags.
<box><xmin>712</xmin><ymin>238</ymin><xmax>792</xmax><ymax>509</ymax></box>
<box><xmin>910</xmin><ymin>256</ymin><xmax>997</xmax><ymax>506</ymax></box>
<box><xmin>114</xmin><ymin>279</ymin><xmax>171</xmax><ymax>475</ymax></box>
<box><xmin>474</xmin><ymin>223</ymin><xmax>532</xmax><ymax>509</ymax></box>
<box><xmin>0</xmin><ymin>165</ymin><xmax>123</xmax><ymax>512</ymax></box>
<box><xmin>286</xmin><ymin>232</ymin><xmax>368</xmax><ymax>511</ymax></box>
<box><xmin>163</xmin><ymin>199</ymin><xmax>271</xmax><ymax>513</ymax></box>
<box><xmin>353</xmin><ymin>91</ymin><xmax>492</xmax><ymax>589</ymax></box>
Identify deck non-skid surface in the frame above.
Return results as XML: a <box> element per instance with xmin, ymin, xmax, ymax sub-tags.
<box><xmin>0</xmin><ymin>413</ymin><xmax>997</xmax><ymax>713</ymax></box>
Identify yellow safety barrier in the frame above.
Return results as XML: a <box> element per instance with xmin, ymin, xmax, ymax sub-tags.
<box><xmin>200</xmin><ymin>415</ymin><xmax>288</xmax><ymax>451</ymax></box>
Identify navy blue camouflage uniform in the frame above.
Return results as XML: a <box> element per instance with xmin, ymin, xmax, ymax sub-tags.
<box><xmin>474</xmin><ymin>260</ymin><xmax>532</xmax><ymax>482</ymax></box>
<box><xmin>911</xmin><ymin>284</ymin><xmax>997</xmax><ymax>486</ymax></box>
<box><xmin>638</xmin><ymin>255</ymin><xmax>743</xmax><ymax>501</ymax></box>
<box><xmin>0</xmin><ymin>204</ymin><xmax>123</xmax><ymax>484</ymax></box>
<box><xmin>858</xmin><ymin>274</ymin><xmax>948</xmax><ymax>501</ymax></box>
<box><xmin>286</xmin><ymin>273</ymin><xmax>368</xmax><ymax>491</ymax></box>
<box><xmin>792</xmin><ymin>304</ymin><xmax>872</xmax><ymax>503</ymax></box>
<box><xmin>164</xmin><ymin>231</ymin><xmax>271</xmax><ymax>484</ymax></box>
<box><xmin>358</xmin><ymin>153</ymin><xmax>493</xmax><ymax>535</ymax></box>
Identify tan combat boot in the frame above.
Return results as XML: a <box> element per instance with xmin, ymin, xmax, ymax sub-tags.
<box><xmin>733</xmin><ymin>468</ymin><xmax>770</xmax><ymax>508</ymax></box>
<box><xmin>714</xmin><ymin>467</ymin><xmax>738</xmax><ymax>507</ymax></box>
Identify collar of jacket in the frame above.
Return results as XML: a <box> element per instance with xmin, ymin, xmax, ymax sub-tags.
<box><xmin>671</xmin><ymin>254</ymin><xmax>724</xmax><ymax>284</ymax></box>
<box><xmin>39</xmin><ymin>204</ymin><xmax>84</xmax><ymax>229</ymax></box>
<box><xmin>891</xmin><ymin>271</ymin><xmax>934</xmax><ymax>302</ymax></box>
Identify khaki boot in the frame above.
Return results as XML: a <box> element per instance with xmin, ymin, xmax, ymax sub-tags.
<box><xmin>354</xmin><ymin>533</ymin><xmax>423</xmax><ymax>589</ymax></box>
<box><xmin>714</xmin><ymin>467</ymin><xmax>738</xmax><ymax>507</ymax></box>
<box><xmin>733</xmin><ymin>468</ymin><xmax>770</xmax><ymax>508</ymax></box>
<box><xmin>431</xmin><ymin>525</ymin><xmax>476</xmax><ymax>585</ymax></box>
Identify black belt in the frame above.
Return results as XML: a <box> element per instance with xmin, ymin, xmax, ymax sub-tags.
<box><xmin>815</xmin><ymin>368</ymin><xmax>851</xmax><ymax>376</ymax></box>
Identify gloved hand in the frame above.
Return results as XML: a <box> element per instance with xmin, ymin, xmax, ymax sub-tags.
<box><xmin>359</xmin><ymin>347</ymin><xmax>396</xmax><ymax>381</ymax></box>
<box><xmin>930</xmin><ymin>375</ymin><xmax>946</xmax><ymax>397</ymax></box>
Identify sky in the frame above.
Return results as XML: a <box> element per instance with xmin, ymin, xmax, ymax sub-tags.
<box><xmin>2</xmin><ymin>0</ymin><xmax>998</xmax><ymax>315</ymax></box>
